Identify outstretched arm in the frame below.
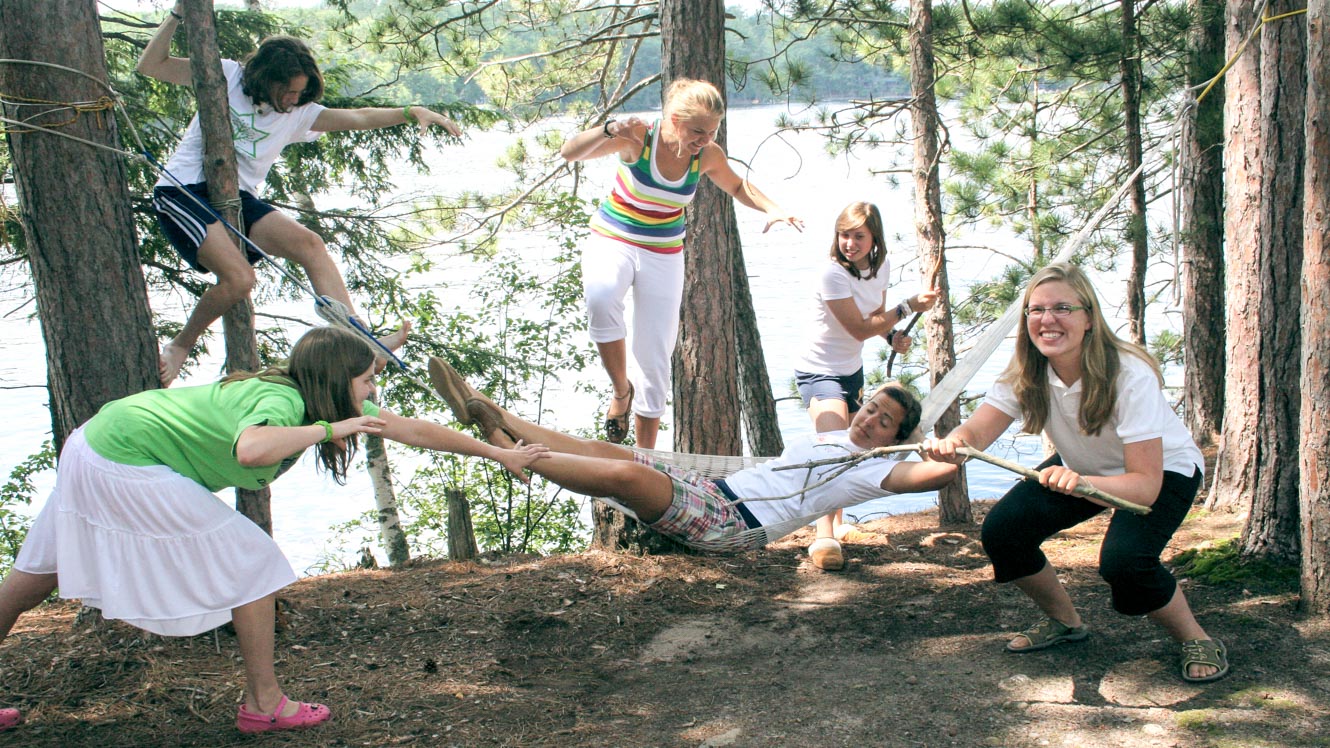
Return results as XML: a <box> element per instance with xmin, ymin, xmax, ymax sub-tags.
<box><xmin>880</xmin><ymin>456</ymin><xmax>959</xmax><ymax>494</ymax></box>
<box><xmin>376</xmin><ymin>411</ymin><xmax>547</xmax><ymax>482</ymax></box>
<box><xmin>312</xmin><ymin>106</ymin><xmax>462</xmax><ymax>137</ymax></box>
<box><xmin>135</xmin><ymin>2</ymin><xmax>191</xmax><ymax>85</ymax></box>
<box><xmin>699</xmin><ymin>146</ymin><xmax>803</xmax><ymax>233</ymax></box>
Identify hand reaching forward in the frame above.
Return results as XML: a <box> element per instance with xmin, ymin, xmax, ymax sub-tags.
<box><xmin>499</xmin><ymin>440</ymin><xmax>551</xmax><ymax>484</ymax></box>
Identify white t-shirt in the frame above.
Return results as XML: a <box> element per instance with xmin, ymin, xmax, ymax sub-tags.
<box><xmin>156</xmin><ymin>59</ymin><xmax>326</xmax><ymax>195</ymax></box>
<box><xmin>727</xmin><ymin>431</ymin><xmax>908</xmax><ymax>527</ymax></box>
<box><xmin>983</xmin><ymin>353</ymin><xmax>1204</xmax><ymax>478</ymax></box>
<box><xmin>796</xmin><ymin>260</ymin><xmax>892</xmax><ymax>376</ymax></box>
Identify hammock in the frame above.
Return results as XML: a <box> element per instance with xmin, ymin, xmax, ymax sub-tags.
<box><xmin>612</xmin><ymin>167</ymin><xmax>1147</xmax><ymax>553</ymax></box>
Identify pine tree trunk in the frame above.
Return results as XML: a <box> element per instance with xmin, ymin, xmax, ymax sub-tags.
<box><xmin>1243</xmin><ymin>0</ymin><xmax>1304</xmax><ymax>563</ymax></box>
<box><xmin>910</xmin><ymin>0</ymin><xmax>970</xmax><ymax>525</ymax></box>
<box><xmin>179</xmin><ymin>0</ymin><xmax>273</xmax><ymax>530</ymax></box>
<box><xmin>1300</xmin><ymin>0</ymin><xmax>1330</xmax><ymax>613</ymax></box>
<box><xmin>1209</xmin><ymin>0</ymin><xmax>1263</xmax><ymax>511</ymax></box>
<box><xmin>734</xmin><ymin>250</ymin><xmax>784</xmax><ymax>457</ymax></box>
<box><xmin>589</xmin><ymin>0</ymin><xmax>734</xmax><ymax>553</ymax></box>
<box><xmin>0</xmin><ymin>0</ymin><xmax>159</xmax><ymax>450</ymax></box>
<box><xmin>664</xmin><ymin>0</ymin><xmax>741</xmax><ymax>459</ymax></box>
<box><xmin>1180</xmin><ymin>0</ymin><xmax>1226</xmax><ymax>446</ymax></box>
<box><xmin>1120</xmin><ymin>0</ymin><xmax>1149</xmax><ymax>347</ymax></box>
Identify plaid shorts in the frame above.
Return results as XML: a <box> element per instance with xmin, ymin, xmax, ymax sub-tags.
<box><xmin>634</xmin><ymin>454</ymin><xmax>761</xmax><ymax>551</ymax></box>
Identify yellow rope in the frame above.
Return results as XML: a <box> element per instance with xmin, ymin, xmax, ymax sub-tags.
<box><xmin>1195</xmin><ymin>6</ymin><xmax>1307</xmax><ymax>107</ymax></box>
<box><xmin>0</xmin><ymin>93</ymin><xmax>115</xmax><ymax>135</ymax></box>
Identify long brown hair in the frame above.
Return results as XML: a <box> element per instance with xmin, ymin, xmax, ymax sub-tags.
<box><xmin>830</xmin><ymin>201</ymin><xmax>887</xmax><ymax>280</ymax></box>
<box><xmin>223</xmin><ymin>326</ymin><xmax>375</xmax><ymax>482</ymax></box>
<box><xmin>242</xmin><ymin>36</ymin><xmax>324</xmax><ymax>110</ymax></box>
<box><xmin>999</xmin><ymin>262</ymin><xmax>1161</xmax><ymax>436</ymax></box>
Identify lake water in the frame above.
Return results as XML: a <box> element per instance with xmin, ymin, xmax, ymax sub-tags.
<box><xmin>0</xmin><ymin>104</ymin><xmax>1179</xmax><ymax>574</ymax></box>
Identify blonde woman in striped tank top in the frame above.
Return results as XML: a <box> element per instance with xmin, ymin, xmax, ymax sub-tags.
<box><xmin>560</xmin><ymin>79</ymin><xmax>803</xmax><ymax>448</ymax></box>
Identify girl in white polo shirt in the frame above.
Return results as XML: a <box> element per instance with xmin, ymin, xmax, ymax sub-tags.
<box><xmin>920</xmin><ymin>262</ymin><xmax>1226</xmax><ymax>683</ymax></box>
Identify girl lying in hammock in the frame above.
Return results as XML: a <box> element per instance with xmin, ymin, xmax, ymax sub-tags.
<box><xmin>429</xmin><ymin>358</ymin><xmax>958</xmax><ymax>552</ymax></box>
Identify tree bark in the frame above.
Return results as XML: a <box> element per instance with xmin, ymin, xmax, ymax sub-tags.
<box><xmin>1300</xmin><ymin>0</ymin><xmax>1330</xmax><ymax>613</ymax></box>
<box><xmin>1242</xmin><ymin>0</ymin><xmax>1304</xmax><ymax>563</ymax></box>
<box><xmin>588</xmin><ymin>0</ymin><xmax>736</xmax><ymax>553</ymax></box>
<box><xmin>734</xmin><ymin>251</ymin><xmax>784</xmax><ymax>458</ymax></box>
<box><xmin>446</xmin><ymin>488</ymin><xmax>478</xmax><ymax>562</ymax></box>
<box><xmin>1208</xmin><ymin>0</ymin><xmax>1263</xmax><ymax>512</ymax></box>
<box><xmin>910</xmin><ymin>0</ymin><xmax>969</xmax><ymax>525</ymax></box>
<box><xmin>366</xmin><ymin>432</ymin><xmax>410</xmax><ymax>566</ymax></box>
<box><xmin>179</xmin><ymin>0</ymin><xmax>273</xmax><ymax>530</ymax></box>
<box><xmin>1120</xmin><ymin>0</ymin><xmax>1149</xmax><ymax>347</ymax></box>
<box><xmin>0</xmin><ymin>0</ymin><xmax>159</xmax><ymax>451</ymax></box>
<box><xmin>664</xmin><ymin>0</ymin><xmax>741</xmax><ymax>458</ymax></box>
<box><xmin>1180</xmin><ymin>0</ymin><xmax>1226</xmax><ymax>446</ymax></box>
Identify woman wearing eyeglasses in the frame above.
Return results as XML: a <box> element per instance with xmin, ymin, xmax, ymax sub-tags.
<box><xmin>919</xmin><ymin>263</ymin><xmax>1226</xmax><ymax>684</ymax></box>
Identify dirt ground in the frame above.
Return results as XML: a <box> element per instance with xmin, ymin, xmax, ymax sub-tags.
<box><xmin>1</xmin><ymin>501</ymin><xmax>1327</xmax><ymax>748</ymax></box>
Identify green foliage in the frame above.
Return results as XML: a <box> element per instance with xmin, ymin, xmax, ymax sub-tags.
<box><xmin>1172</xmin><ymin>538</ymin><xmax>1300</xmax><ymax>593</ymax></box>
<box><xmin>0</xmin><ymin>442</ymin><xmax>55</xmax><ymax>575</ymax></box>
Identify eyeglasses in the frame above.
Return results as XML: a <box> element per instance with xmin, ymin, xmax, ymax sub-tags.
<box><xmin>1024</xmin><ymin>304</ymin><xmax>1086</xmax><ymax>318</ymax></box>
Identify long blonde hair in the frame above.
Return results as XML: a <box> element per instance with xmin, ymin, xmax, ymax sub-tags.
<box><xmin>222</xmin><ymin>326</ymin><xmax>375</xmax><ymax>482</ymax></box>
<box><xmin>663</xmin><ymin>78</ymin><xmax>725</xmax><ymax>121</ymax></box>
<box><xmin>999</xmin><ymin>262</ymin><xmax>1161</xmax><ymax>436</ymax></box>
<box><xmin>830</xmin><ymin>201</ymin><xmax>887</xmax><ymax>280</ymax></box>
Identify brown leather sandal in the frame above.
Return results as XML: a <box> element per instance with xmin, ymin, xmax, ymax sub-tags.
<box><xmin>604</xmin><ymin>383</ymin><xmax>634</xmax><ymax>444</ymax></box>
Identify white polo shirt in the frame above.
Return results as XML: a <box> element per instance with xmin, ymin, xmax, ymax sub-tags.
<box><xmin>984</xmin><ymin>353</ymin><xmax>1203</xmax><ymax>478</ymax></box>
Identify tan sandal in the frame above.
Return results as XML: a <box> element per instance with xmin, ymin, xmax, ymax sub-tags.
<box><xmin>428</xmin><ymin>356</ymin><xmax>474</xmax><ymax>425</ymax></box>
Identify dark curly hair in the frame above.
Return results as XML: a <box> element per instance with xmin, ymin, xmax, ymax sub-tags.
<box><xmin>241</xmin><ymin>36</ymin><xmax>324</xmax><ymax>111</ymax></box>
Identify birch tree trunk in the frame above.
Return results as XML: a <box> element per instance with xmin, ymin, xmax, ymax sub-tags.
<box><xmin>1300</xmin><ymin>0</ymin><xmax>1330</xmax><ymax>613</ymax></box>
<box><xmin>1242</xmin><ymin>0</ymin><xmax>1304</xmax><ymax>563</ymax></box>
<box><xmin>0</xmin><ymin>0</ymin><xmax>158</xmax><ymax>450</ymax></box>
<box><xmin>910</xmin><ymin>0</ymin><xmax>969</xmax><ymax>524</ymax></box>
<box><xmin>1180</xmin><ymin>0</ymin><xmax>1226</xmax><ymax>445</ymax></box>
<box><xmin>1208</xmin><ymin>0</ymin><xmax>1263</xmax><ymax>511</ymax></box>
<box><xmin>365</xmin><ymin>433</ymin><xmax>410</xmax><ymax>566</ymax></box>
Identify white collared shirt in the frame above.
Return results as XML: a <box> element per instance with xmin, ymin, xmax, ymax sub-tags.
<box><xmin>984</xmin><ymin>353</ymin><xmax>1204</xmax><ymax>478</ymax></box>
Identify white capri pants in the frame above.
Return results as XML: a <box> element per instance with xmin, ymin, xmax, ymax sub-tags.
<box><xmin>581</xmin><ymin>233</ymin><xmax>686</xmax><ymax>419</ymax></box>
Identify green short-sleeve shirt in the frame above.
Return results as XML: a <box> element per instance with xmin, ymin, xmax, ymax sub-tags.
<box><xmin>83</xmin><ymin>378</ymin><xmax>308</xmax><ymax>491</ymax></box>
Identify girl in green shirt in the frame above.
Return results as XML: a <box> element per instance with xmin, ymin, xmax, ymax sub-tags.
<box><xmin>0</xmin><ymin>327</ymin><xmax>545</xmax><ymax>735</ymax></box>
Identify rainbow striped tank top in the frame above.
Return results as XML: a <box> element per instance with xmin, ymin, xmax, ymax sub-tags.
<box><xmin>589</xmin><ymin>120</ymin><xmax>701</xmax><ymax>254</ymax></box>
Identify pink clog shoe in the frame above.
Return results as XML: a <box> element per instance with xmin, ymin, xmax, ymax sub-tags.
<box><xmin>0</xmin><ymin>708</ymin><xmax>21</xmax><ymax>731</ymax></box>
<box><xmin>235</xmin><ymin>695</ymin><xmax>330</xmax><ymax>734</ymax></box>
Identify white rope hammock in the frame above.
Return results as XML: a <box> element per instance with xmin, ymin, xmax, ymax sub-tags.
<box><xmin>611</xmin><ymin>167</ymin><xmax>1146</xmax><ymax>553</ymax></box>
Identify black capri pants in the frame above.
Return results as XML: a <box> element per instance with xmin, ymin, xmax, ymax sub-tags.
<box><xmin>980</xmin><ymin>453</ymin><xmax>1202</xmax><ymax>616</ymax></box>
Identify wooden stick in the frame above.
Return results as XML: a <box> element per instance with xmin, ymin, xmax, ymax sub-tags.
<box><xmin>772</xmin><ymin>443</ymin><xmax>1150</xmax><ymax>515</ymax></box>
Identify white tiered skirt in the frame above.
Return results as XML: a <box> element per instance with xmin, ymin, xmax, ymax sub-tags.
<box><xmin>14</xmin><ymin>429</ymin><xmax>297</xmax><ymax>636</ymax></box>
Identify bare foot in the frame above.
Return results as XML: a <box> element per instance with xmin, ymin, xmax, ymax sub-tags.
<box><xmin>159</xmin><ymin>343</ymin><xmax>188</xmax><ymax>387</ymax></box>
<box><xmin>376</xmin><ymin>320</ymin><xmax>412</xmax><ymax>352</ymax></box>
